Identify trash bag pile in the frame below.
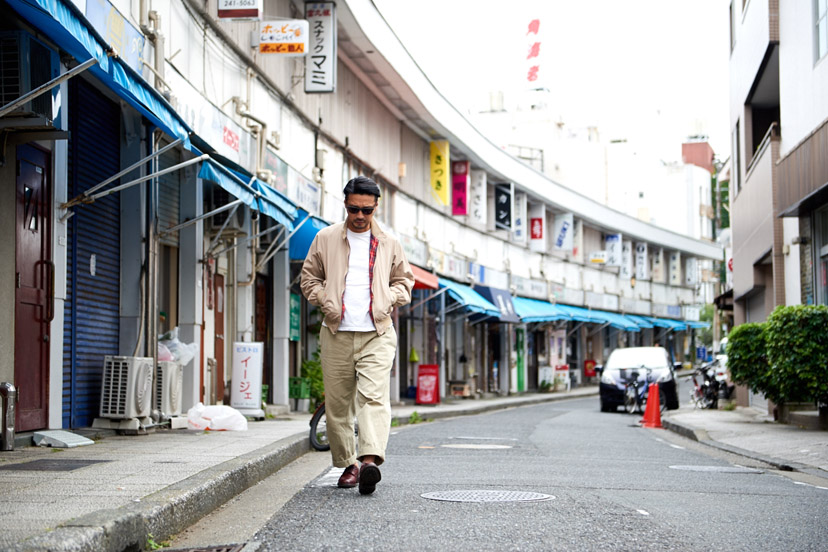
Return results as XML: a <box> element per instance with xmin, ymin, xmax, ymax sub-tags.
<box><xmin>158</xmin><ymin>327</ymin><xmax>199</xmax><ymax>366</ymax></box>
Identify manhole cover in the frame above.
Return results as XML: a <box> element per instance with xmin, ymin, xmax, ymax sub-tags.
<box><xmin>421</xmin><ymin>490</ymin><xmax>554</xmax><ymax>503</ymax></box>
<box><xmin>0</xmin><ymin>459</ymin><xmax>111</xmax><ymax>472</ymax></box>
<box><xmin>669</xmin><ymin>465</ymin><xmax>763</xmax><ymax>474</ymax></box>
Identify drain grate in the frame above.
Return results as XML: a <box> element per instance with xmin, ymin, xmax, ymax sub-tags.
<box><xmin>421</xmin><ymin>490</ymin><xmax>554</xmax><ymax>503</ymax></box>
<box><xmin>164</xmin><ymin>545</ymin><xmax>246</xmax><ymax>552</ymax></box>
<box><xmin>0</xmin><ymin>459</ymin><xmax>111</xmax><ymax>472</ymax></box>
<box><xmin>669</xmin><ymin>465</ymin><xmax>763</xmax><ymax>474</ymax></box>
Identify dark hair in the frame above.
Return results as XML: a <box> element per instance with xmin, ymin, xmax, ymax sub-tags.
<box><xmin>343</xmin><ymin>176</ymin><xmax>381</xmax><ymax>200</ymax></box>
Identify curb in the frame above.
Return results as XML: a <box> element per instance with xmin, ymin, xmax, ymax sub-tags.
<box><xmin>10</xmin><ymin>433</ymin><xmax>310</xmax><ymax>552</ymax></box>
<box><xmin>661</xmin><ymin>417</ymin><xmax>825</xmax><ymax>478</ymax></box>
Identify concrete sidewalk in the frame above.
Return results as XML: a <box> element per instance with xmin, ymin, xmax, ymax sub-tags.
<box><xmin>1</xmin><ymin>385</ymin><xmax>825</xmax><ymax>551</ymax></box>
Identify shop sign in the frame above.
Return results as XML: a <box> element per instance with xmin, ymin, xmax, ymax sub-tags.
<box><xmin>436</xmin><ymin>252</ymin><xmax>467</xmax><ymax>281</ymax></box>
<box><xmin>652</xmin><ymin>303</ymin><xmax>682</xmax><ymax>318</ymax></box>
<box><xmin>400</xmin><ymin>234</ymin><xmax>428</xmax><ymax>267</ymax></box>
<box><xmin>512</xmin><ymin>275</ymin><xmax>547</xmax><ymax>300</ymax></box>
<box><xmin>635</xmin><ymin>242</ymin><xmax>649</xmax><ymax>281</ymax></box>
<box><xmin>589</xmin><ymin>250</ymin><xmax>607</xmax><ymax>264</ymax></box>
<box><xmin>620</xmin><ymin>240</ymin><xmax>633</xmax><ymax>280</ymax></box>
<box><xmin>552</xmin><ymin>212</ymin><xmax>573</xmax><ymax>251</ymax></box>
<box><xmin>668</xmin><ymin>251</ymin><xmax>682</xmax><ymax>285</ymax></box>
<box><xmin>166</xmin><ymin>66</ymin><xmax>254</xmax><ymax>168</ymax></box>
<box><xmin>218</xmin><ymin>0</ymin><xmax>262</xmax><ymax>19</ymax></box>
<box><xmin>451</xmin><ymin>161</ymin><xmax>470</xmax><ymax>216</ymax></box>
<box><xmin>259</xmin><ymin>20</ymin><xmax>309</xmax><ymax>55</ymax></box>
<box><xmin>513</xmin><ymin>192</ymin><xmax>527</xmax><ymax>244</ymax></box>
<box><xmin>605</xmin><ymin>233</ymin><xmax>622</xmax><ymax>267</ymax></box>
<box><xmin>430</xmin><ymin>141</ymin><xmax>450</xmax><ymax>206</ymax></box>
<box><xmin>494</xmin><ymin>183</ymin><xmax>514</xmax><ymax>231</ymax></box>
<box><xmin>287</xmin><ymin>169</ymin><xmax>320</xmax><ymax>215</ymax></box>
<box><xmin>289</xmin><ymin>293</ymin><xmax>301</xmax><ymax>341</ymax></box>
<box><xmin>685</xmin><ymin>257</ymin><xmax>699</xmax><ymax>286</ymax></box>
<box><xmin>263</xmin><ymin>147</ymin><xmax>289</xmax><ymax>194</ymax></box>
<box><xmin>651</xmin><ymin>247</ymin><xmax>665</xmax><ymax>283</ymax></box>
<box><xmin>620</xmin><ymin>297</ymin><xmax>651</xmax><ymax>315</ymax></box>
<box><xmin>529</xmin><ymin>203</ymin><xmax>545</xmax><ymax>252</ymax></box>
<box><xmin>85</xmin><ymin>0</ymin><xmax>144</xmax><ymax>74</ymax></box>
<box><xmin>469</xmin><ymin>170</ymin><xmax>487</xmax><ymax>225</ymax></box>
<box><xmin>585</xmin><ymin>291</ymin><xmax>618</xmax><ymax>311</ymax></box>
<box><xmin>550</xmin><ymin>284</ymin><xmax>584</xmax><ymax>305</ymax></box>
<box><xmin>683</xmin><ymin>306</ymin><xmax>700</xmax><ymax>321</ymax></box>
<box><xmin>230</xmin><ymin>342</ymin><xmax>264</xmax><ymax>410</ymax></box>
<box><xmin>305</xmin><ymin>3</ymin><xmax>337</xmax><ymax>93</ymax></box>
<box><xmin>469</xmin><ymin>262</ymin><xmax>508</xmax><ymax>289</ymax></box>
<box><xmin>571</xmin><ymin>219</ymin><xmax>584</xmax><ymax>263</ymax></box>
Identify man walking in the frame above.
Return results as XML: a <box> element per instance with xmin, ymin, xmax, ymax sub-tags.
<box><xmin>301</xmin><ymin>176</ymin><xmax>414</xmax><ymax>495</ymax></box>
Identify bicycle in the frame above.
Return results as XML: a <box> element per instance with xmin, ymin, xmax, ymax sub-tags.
<box><xmin>622</xmin><ymin>367</ymin><xmax>666</xmax><ymax>414</ymax></box>
<box><xmin>308</xmin><ymin>401</ymin><xmax>359</xmax><ymax>452</ymax></box>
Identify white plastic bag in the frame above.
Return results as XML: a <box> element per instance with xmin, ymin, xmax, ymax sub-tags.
<box><xmin>187</xmin><ymin>402</ymin><xmax>248</xmax><ymax>431</ymax></box>
<box><xmin>159</xmin><ymin>327</ymin><xmax>199</xmax><ymax>366</ymax></box>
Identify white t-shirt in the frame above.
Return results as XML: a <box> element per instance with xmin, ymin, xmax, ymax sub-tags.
<box><xmin>338</xmin><ymin>229</ymin><xmax>376</xmax><ymax>331</ymax></box>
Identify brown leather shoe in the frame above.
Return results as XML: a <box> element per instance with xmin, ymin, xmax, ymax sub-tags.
<box><xmin>358</xmin><ymin>462</ymin><xmax>381</xmax><ymax>495</ymax></box>
<box><xmin>337</xmin><ymin>465</ymin><xmax>359</xmax><ymax>488</ymax></box>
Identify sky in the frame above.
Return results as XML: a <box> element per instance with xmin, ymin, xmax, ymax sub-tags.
<box><xmin>374</xmin><ymin>0</ymin><xmax>732</xmax><ymax>164</ymax></box>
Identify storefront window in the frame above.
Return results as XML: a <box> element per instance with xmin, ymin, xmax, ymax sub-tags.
<box><xmin>816</xmin><ymin>207</ymin><xmax>828</xmax><ymax>305</ymax></box>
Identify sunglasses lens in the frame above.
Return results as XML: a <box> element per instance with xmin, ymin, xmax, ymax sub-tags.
<box><xmin>347</xmin><ymin>206</ymin><xmax>374</xmax><ymax>215</ymax></box>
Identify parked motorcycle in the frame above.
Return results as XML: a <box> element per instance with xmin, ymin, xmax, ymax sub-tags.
<box><xmin>689</xmin><ymin>359</ymin><xmax>734</xmax><ymax>409</ymax></box>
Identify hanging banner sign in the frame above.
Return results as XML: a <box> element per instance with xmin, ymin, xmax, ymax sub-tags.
<box><xmin>652</xmin><ymin>247</ymin><xmax>666</xmax><ymax>283</ymax></box>
<box><xmin>469</xmin><ymin>170</ymin><xmax>487</xmax><ymax>226</ymax></box>
<box><xmin>86</xmin><ymin>0</ymin><xmax>145</xmax><ymax>74</ymax></box>
<box><xmin>513</xmin><ymin>192</ymin><xmax>528</xmax><ymax>244</ymax></box>
<box><xmin>669</xmin><ymin>251</ymin><xmax>682</xmax><ymax>285</ymax></box>
<box><xmin>635</xmin><ymin>242</ymin><xmax>649</xmax><ymax>280</ymax></box>
<box><xmin>620</xmin><ymin>240</ymin><xmax>633</xmax><ymax>280</ymax></box>
<box><xmin>571</xmin><ymin>219</ymin><xmax>584</xmax><ymax>263</ymax></box>
<box><xmin>451</xmin><ymin>161</ymin><xmax>470</xmax><ymax>216</ymax></box>
<box><xmin>605</xmin><ymin>233</ymin><xmax>622</xmax><ymax>267</ymax></box>
<box><xmin>289</xmin><ymin>294</ymin><xmax>301</xmax><ymax>341</ymax></box>
<box><xmin>685</xmin><ymin>257</ymin><xmax>699</xmax><ymax>286</ymax></box>
<box><xmin>218</xmin><ymin>0</ymin><xmax>262</xmax><ymax>19</ymax></box>
<box><xmin>305</xmin><ymin>3</ymin><xmax>337</xmax><ymax>93</ymax></box>
<box><xmin>494</xmin><ymin>183</ymin><xmax>514</xmax><ymax>231</ymax></box>
<box><xmin>259</xmin><ymin>20</ymin><xmax>309</xmax><ymax>55</ymax></box>
<box><xmin>553</xmin><ymin>212</ymin><xmax>573</xmax><ymax>251</ymax></box>
<box><xmin>529</xmin><ymin>203</ymin><xmax>545</xmax><ymax>252</ymax></box>
<box><xmin>430</xmin><ymin>140</ymin><xmax>450</xmax><ymax>206</ymax></box>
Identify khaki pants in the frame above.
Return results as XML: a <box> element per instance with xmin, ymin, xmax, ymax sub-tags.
<box><xmin>320</xmin><ymin>326</ymin><xmax>397</xmax><ymax>467</ymax></box>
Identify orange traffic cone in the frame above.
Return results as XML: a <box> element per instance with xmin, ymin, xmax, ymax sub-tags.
<box><xmin>640</xmin><ymin>383</ymin><xmax>663</xmax><ymax>428</ymax></box>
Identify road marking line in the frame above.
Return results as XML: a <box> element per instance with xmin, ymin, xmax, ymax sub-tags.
<box><xmin>637</xmin><ymin>509</ymin><xmax>650</xmax><ymax>516</ymax></box>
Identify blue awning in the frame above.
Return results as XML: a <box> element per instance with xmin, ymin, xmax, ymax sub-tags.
<box><xmin>7</xmin><ymin>0</ymin><xmax>191</xmax><ymax>146</ymax></box>
<box><xmin>513</xmin><ymin>297</ymin><xmax>572</xmax><ymax>323</ymax></box>
<box><xmin>289</xmin><ymin>209</ymin><xmax>329</xmax><ymax>260</ymax></box>
<box><xmin>556</xmin><ymin>304</ymin><xmax>640</xmax><ymax>330</ymax></box>
<box><xmin>645</xmin><ymin>317</ymin><xmax>688</xmax><ymax>331</ymax></box>
<box><xmin>438</xmin><ymin>278</ymin><xmax>501</xmax><ymax>318</ymax></box>
<box><xmin>555</xmin><ymin>304</ymin><xmax>608</xmax><ymax>324</ymax></box>
<box><xmin>685</xmin><ymin>320</ymin><xmax>710</xmax><ymax>329</ymax></box>
<box><xmin>625</xmin><ymin>314</ymin><xmax>655</xmax><ymax>329</ymax></box>
<box><xmin>198</xmin><ymin>159</ymin><xmax>260</xmax><ymax>210</ymax></box>
<box><xmin>474</xmin><ymin>286</ymin><xmax>521</xmax><ymax>323</ymax></box>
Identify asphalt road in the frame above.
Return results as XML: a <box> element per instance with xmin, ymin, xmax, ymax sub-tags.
<box><xmin>173</xmin><ymin>396</ymin><xmax>828</xmax><ymax>551</ymax></box>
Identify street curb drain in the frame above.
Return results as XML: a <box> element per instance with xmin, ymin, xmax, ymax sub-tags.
<box><xmin>669</xmin><ymin>465</ymin><xmax>763</xmax><ymax>473</ymax></box>
<box><xmin>421</xmin><ymin>490</ymin><xmax>554</xmax><ymax>503</ymax></box>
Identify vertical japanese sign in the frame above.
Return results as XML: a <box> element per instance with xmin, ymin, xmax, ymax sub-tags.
<box><xmin>259</xmin><ymin>20</ymin><xmax>308</xmax><ymax>55</ymax></box>
<box><xmin>218</xmin><ymin>0</ymin><xmax>262</xmax><ymax>19</ymax></box>
<box><xmin>571</xmin><ymin>219</ymin><xmax>584</xmax><ymax>263</ymax></box>
<box><xmin>669</xmin><ymin>251</ymin><xmax>682</xmax><ymax>285</ymax></box>
<box><xmin>552</xmin><ymin>213</ymin><xmax>573</xmax><ymax>251</ymax></box>
<box><xmin>620</xmin><ymin>240</ymin><xmax>633</xmax><ymax>281</ymax></box>
<box><xmin>652</xmin><ymin>247</ymin><xmax>665</xmax><ymax>282</ymax></box>
<box><xmin>529</xmin><ymin>203</ymin><xmax>545</xmax><ymax>252</ymax></box>
<box><xmin>304</xmin><ymin>2</ymin><xmax>337</xmax><ymax>93</ymax></box>
<box><xmin>451</xmin><ymin>161</ymin><xmax>470</xmax><ymax>216</ymax></box>
<box><xmin>635</xmin><ymin>242</ymin><xmax>649</xmax><ymax>280</ymax></box>
<box><xmin>430</xmin><ymin>140</ymin><xmax>450</xmax><ymax>206</ymax></box>
<box><xmin>469</xmin><ymin>169</ymin><xmax>487</xmax><ymax>225</ymax></box>
<box><xmin>685</xmin><ymin>257</ymin><xmax>698</xmax><ymax>286</ymax></box>
<box><xmin>494</xmin><ymin>183</ymin><xmax>514</xmax><ymax>231</ymax></box>
<box><xmin>513</xmin><ymin>192</ymin><xmax>527</xmax><ymax>244</ymax></box>
<box><xmin>230</xmin><ymin>342</ymin><xmax>264</xmax><ymax>410</ymax></box>
<box><xmin>525</xmin><ymin>18</ymin><xmax>542</xmax><ymax>83</ymax></box>
<box><xmin>289</xmin><ymin>293</ymin><xmax>301</xmax><ymax>341</ymax></box>
<box><xmin>605</xmin><ymin>233</ymin><xmax>622</xmax><ymax>267</ymax></box>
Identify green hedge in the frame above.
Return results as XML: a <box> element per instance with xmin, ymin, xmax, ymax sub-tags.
<box><xmin>727</xmin><ymin>322</ymin><xmax>777</xmax><ymax>402</ymax></box>
<box><xmin>764</xmin><ymin>305</ymin><xmax>828</xmax><ymax>404</ymax></box>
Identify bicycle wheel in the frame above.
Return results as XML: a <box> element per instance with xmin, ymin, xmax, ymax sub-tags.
<box><xmin>309</xmin><ymin>404</ymin><xmax>330</xmax><ymax>451</ymax></box>
<box><xmin>624</xmin><ymin>385</ymin><xmax>638</xmax><ymax>414</ymax></box>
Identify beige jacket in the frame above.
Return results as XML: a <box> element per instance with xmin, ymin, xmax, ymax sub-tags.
<box><xmin>300</xmin><ymin>220</ymin><xmax>414</xmax><ymax>335</ymax></box>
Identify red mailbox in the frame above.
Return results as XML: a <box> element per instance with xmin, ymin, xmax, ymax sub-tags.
<box><xmin>415</xmin><ymin>364</ymin><xmax>440</xmax><ymax>405</ymax></box>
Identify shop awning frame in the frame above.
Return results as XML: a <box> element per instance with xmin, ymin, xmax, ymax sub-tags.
<box><xmin>438</xmin><ymin>278</ymin><xmax>500</xmax><ymax>318</ymax></box>
<box><xmin>0</xmin><ymin>56</ymin><xmax>98</xmax><ymax>118</ymax></box>
<box><xmin>512</xmin><ymin>296</ymin><xmax>572</xmax><ymax>323</ymax></box>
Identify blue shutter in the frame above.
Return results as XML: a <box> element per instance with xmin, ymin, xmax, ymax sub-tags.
<box><xmin>63</xmin><ymin>78</ymin><xmax>121</xmax><ymax>428</ymax></box>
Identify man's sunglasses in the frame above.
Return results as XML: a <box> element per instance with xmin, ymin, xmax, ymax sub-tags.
<box><xmin>346</xmin><ymin>205</ymin><xmax>375</xmax><ymax>215</ymax></box>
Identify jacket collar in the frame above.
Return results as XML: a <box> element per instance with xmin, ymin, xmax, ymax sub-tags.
<box><xmin>338</xmin><ymin>219</ymin><xmax>387</xmax><ymax>241</ymax></box>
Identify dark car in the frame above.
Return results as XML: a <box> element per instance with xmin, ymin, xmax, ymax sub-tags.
<box><xmin>598</xmin><ymin>346</ymin><xmax>680</xmax><ymax>412</ymax></box>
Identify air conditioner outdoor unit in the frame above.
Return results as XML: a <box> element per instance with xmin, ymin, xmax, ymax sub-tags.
<box><xmin>0</xmin><ymin>31</ymin><xmax>60</xmax><ymax>120</ymax></box>
<box><xmin>155</xmin><ymin>361</ymin><xmax>184</xmax><ymax>417</ymax></box>
<box><xmin>100</xmin><ymin>356</ymin><xmax>154</xmax><ymax>419</ymax></box>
